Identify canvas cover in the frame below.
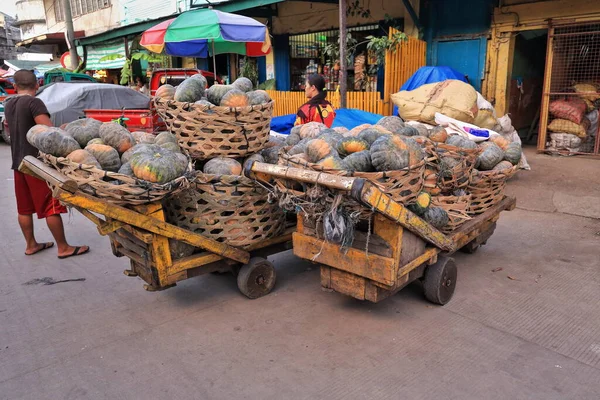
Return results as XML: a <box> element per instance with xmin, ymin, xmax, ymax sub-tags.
<box><xmin>36</xmin><ymin>83</ymin><xmax>150</xmax><ymax>126</ymax></box>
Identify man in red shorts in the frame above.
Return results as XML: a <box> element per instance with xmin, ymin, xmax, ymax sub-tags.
<box><xmin>6</xmin><ymin>69</ymin><xmax>89</xmax><ymax>258</ymax></box>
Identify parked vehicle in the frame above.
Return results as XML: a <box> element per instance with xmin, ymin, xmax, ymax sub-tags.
<box><xmin>44</xmin><ymin>71</ymin><xmax>96</xmax><ymax>85</ymax></box>
<box><xmin>0</xmin><ymin>86</ymin><xmax>10</xmax><ymax>144</ymax></box>
<box><xmin>149</xmin><ymin>68</ymin><xmax>222</xmax><ymax>97</ymax></box>
<box><xmin>0</xmin><ymin>78</ymin><xmax>15</xmax><ymax>95</ymax></box>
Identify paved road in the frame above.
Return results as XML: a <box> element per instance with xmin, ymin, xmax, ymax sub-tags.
<box><xmin>1</xmin><ymin>144</ymin><xmax>599</xmax><ymax>399</ymax></box>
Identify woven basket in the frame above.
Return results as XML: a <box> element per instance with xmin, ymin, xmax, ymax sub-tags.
<box><xmin>154</xmin><ymin>97</ymin><xmax>273</xmax><ymax>160</ymax></box>
<box><xmin>431</xmin><ymin>194</ymin><xmax>472</xmax><ymax>233</ymax></box>
<box><xmin>163</xmin><ymin>172</ymin><xmax>285</xmax><ymax>249</ymax></box>
<box><xmin>467</xmin><ymin>166</ymin><xmax>517</xmax><ymax>215</ymax></box>
<box><xmin>41</xmin><ymin>153</ymin><xmax>191</xmax><ymax>206</ymax></box>
<box><xmin>425</xmin><ymin>142</ymin><xmax>480</xmax><ymax>192</ymax></box>
<box><xmin>279</xmin><ymin>152</ymin><xmax>425</xmax><ymax>206</ymax></box>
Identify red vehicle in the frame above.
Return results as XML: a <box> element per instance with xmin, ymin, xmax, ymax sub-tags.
<box><xmin>0</xmin><ymin>78</ymin><xmax>16</xmax><ymax>95</ymax></box>
<box><xmin>84</xmin><ymin>69</ymin><xmax>222</xmax><ymax>132</ymax></box>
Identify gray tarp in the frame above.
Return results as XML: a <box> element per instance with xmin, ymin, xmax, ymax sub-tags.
<box><xmin>36</xmin><ymin>82</ymin><xmax>151</xmax><ymax>126</ymax></box>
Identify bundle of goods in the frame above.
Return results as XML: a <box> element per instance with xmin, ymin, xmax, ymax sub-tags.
<box><xmin>154</xmin><ymin>75</ymin><xmax>274</xmax><ymax>160</ymax></box>
<box><xmin>31</xmin><ymin>121</ymin><xmax>192</xmax><ymax>205</ymax></box>
<box><xmin>163</xmin><ymin>137</ymin><xmax>286</xmax><ymax>258</ymax></box>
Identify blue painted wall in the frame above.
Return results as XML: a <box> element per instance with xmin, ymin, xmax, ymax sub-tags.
<box><xmin>257</xmin><ymin>56</ymin><xmax>267</xmax><ymax>83</ymax></box>
<box><xmin>273</xmin><ymin>34</ymin><xmax>290</xmax><ymax>91</ymax></box>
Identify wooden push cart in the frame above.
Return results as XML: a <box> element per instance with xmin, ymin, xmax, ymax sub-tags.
<box><xmin>20</xmin><ymin>156</ymin><xmax>293</xmax><ymax>298</ymax></box>
<box><xmin>247</xmin><ymin>162</ymin><xmax>516</xmax><ymax>305</ymax></box>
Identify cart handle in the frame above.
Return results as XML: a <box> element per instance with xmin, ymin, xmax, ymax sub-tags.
<box><xmin>246</xmin><ymin>162</ymin><xmax>455</xmax><ymax>252</ymax></box>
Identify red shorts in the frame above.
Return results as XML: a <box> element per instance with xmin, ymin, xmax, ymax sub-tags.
<box><xmin>14</xmin><ymin>171</ymin><xmax>67</xmax><ymax>219</ymax></box>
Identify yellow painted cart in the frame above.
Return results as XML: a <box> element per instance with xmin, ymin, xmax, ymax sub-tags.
<box><xmin>20</xmin><ymin>156</ymin><xmax>293</xmax><ymax>298</ymax></box>
<box><xmin>248</xmin><ymin>162</ymin><xmax>516</xmax><ymax>305</ymax></box>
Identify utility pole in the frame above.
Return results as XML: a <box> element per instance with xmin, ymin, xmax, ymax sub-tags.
<box><xmin>63</xmin><ymin>0</ymin><xmax>79</xmax><ymax>70</ymax></box>
<box><xmin>338</xmin><ymin>0</ymin><xmax>347</xmax><ymax>109</ymax></box>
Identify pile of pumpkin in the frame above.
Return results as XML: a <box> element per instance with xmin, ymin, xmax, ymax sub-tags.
<box><xmin>27</xmin><ymin>119</ymin><xmax>189</xmax><ymax>184</ymax></box>
<box><xmin>154</xmin><ymin>74</ymin><xmax>272</xmax><ymax>108</ymax></box>
<box><xmin>273</xmin><ymin>116</ymin><xmax>522</xmax><ymax>231</ymax></box>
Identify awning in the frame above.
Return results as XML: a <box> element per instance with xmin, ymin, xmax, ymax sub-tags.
<box><xmin>16</xmin><ymin>31</ymin><xmax>85</xmax><ymax>47</ymax></box>
<box><xmin>34</xmin><ymin>62</ymin><xmax>63</xmax><ymax>73</ymax></box>
<box><xmin>85</xmin><ymin>39</ymin><xmax>133</xmax><ymax>70</ymax></box>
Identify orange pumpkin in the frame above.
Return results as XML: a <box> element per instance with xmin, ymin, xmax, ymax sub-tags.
<box><xmin>429</xmin><ymin>126</ymin><xmax>448</xmax><ymax>143</ymax></box>
<box><xmin>317</xmin><ymin>155</ymin><xmax>344</xmax><ymax>169</ymax></box>
<box><xmin>337</xmin><ymin>137</ymin><xmax>369</xmax><ymax>156</ymax></box>
<box><xmin>220</xmin><ymin>89</ymin><xmax>250</xmax><ymax>107</ymax></box>
<box><xmin>203</xmin><ymin>157</ymin><xmax>243</xmax><ymax>175</ymax></box>
<box><xmin>305</xmin><ymin>139</ymin><xmax>333</xmax><ymax>163</ymax></box>
<box><xmin>489</xmin><ymin>135</ymin><xmax>510</xmax><ymax>150</ymax></box>
<box><xmin>155</xmin><ymin>84</ymin><xmax>176</xmax><ymax>100</ymax></box>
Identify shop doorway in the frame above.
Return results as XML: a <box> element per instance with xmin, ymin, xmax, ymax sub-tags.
<box><xmin>508</xmin><ymin>29</ymin><xmax>547</xmax><ymax>143</ymax></box>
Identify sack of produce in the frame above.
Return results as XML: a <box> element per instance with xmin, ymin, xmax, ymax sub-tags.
<box><xmin>391</xmin><ymin>80</ymin><xmax>479</xmax><ymax>125</ymax></box>
<box><xmin>573</xmin><ymin>83</ymin><xmax>600</xmax><ymax>102</ymax></box>
<box><xmin>549</xmin><ymin>98</ymin><xmax>587</xmax><ymax>124</ymax></box>
<box><xmin>547</xmin><ymin>118</ymin><xmax>589</xmax><ymax>138</ymax></box>
<box><xmin>548</xmin><ymin>133</ymin><xmax>582</xmax><ymax>152</ymax></box>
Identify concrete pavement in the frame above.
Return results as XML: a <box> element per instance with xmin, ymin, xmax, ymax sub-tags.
<box><xmin>1</xmin><ymin>143</ymin><xmax>599</xmax><ymax>399</ymax></box>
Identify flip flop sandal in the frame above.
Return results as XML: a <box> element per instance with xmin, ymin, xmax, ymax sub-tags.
<box><xmin>25</xmin><ymin>242</ymin><xmax>54</xmax><ymax>256</ymax></box>
<box><xmin>58</xmin><ymin>246</ymin><xmax>90</xmax><ymax>259</ymax></box>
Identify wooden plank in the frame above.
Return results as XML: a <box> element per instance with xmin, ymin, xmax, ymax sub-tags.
<box><xmin>351</xmin><ymin>230</ymin><xmax>393</xmax><ymax>258</ymax></box>
<box><xmin>327</xmin><ymin>268</ymin><xmax>367</xmax><ymax>301</ymax></box>
<box><xmin>113</xmin><ymin>231</ymin><xmax>148</xmax><ymax>258</ymax></box>
<box><xmin>399</xmin><ymin>229</ymin><xmax>427</xmax><ymax>267</ymax></box>
<box><xmin>293</xmin><ymin>232</ymin><xmax>396</xmax><ymax>286</ymax></box>
<box><xmin>129</xmin><ymin>260</ymin><xmax>156</xmax><ymax>287</ymax></box>
<box><xmin>397</xmin><ymin>247</ymin><xmax>439</xmax><ymax>279</ymax></box>
<box><xmin>538</xmin><ymin>26</ymin><xmax>554</xmax><ymax>151</ymax></box>
<box><xmin>373</xmin><ymin>213</ymin><xmax>403</xmax><ymax>262</ymax></box>
<box><xmin>120</xmin><ymin>223</ymin><xmax>153</xmax><ymax>243</ymax></box>
<box><xmin>74</xmin><ymin>207</ymin><xmax>126</xmax><ymax>235</ymax></box>
<box><xmin>19</xmin><ymin>156</ymin><xmax>79</xmax><ymax>193</ymax></box>
<box><xmin>55</xmin><ymin>190</ymin><xmax>250</xmax><ymax>264</ymax></box>
<box><xmin>320</xmin><ymin>265</ymin><xmax>332</xmax><ymax>288</ymax></box>
<box><xmin>147</xmin><ymin>205</ymin><xmax>172</xmax><ymax>287</ymax></box>
<box><xmin>115</xmin><ymin>228</ymin><xmax>148</xmax><ymax>249</ymax></box>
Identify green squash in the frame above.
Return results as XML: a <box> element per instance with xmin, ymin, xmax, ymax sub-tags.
<box><xmin>154</xmin><ymin>132</ymin><xmax>178</xmax><ymax>146</ymax></box>
<box><xmin>130</xmin><ymin>146</ymin><xmax>188</xmax><ymax>183</ymax></box>
<box><xmin>99</xmin><ymin>122</ymin><xmax>135</xmax><ymax>153</ymax></box>
<box><xmin>121</xmin><ymin>143</ymin><xmax>155</xmax><ymax>164</ymax></box>
<box><xmin>203</xmin><ymin>157</ymin><xmax>242</xmax><ymax>175</ymax></box>
<box><xmin>34</xmin><ymin>128</ymin><xmax>81</xmax><ymax>157</ymax></box>
<box><xmin>423</xmin><ymin>207</ymin><xmax>449</xmax><ymax>230</ymax></box>
<box><xmin>306</xmin><ymin>139</ymin><xmax>333</xmax><ymax>163</ymax></box>
<box><xmin>118</xmin><ymin>162</ymin><xmax>134</xmax><ymax>176</ymax></box>
<box><xmin>446</xmin><ymin>135</ymin><xmax>478</xmax><ymax>150</ymax></box>
<box><xmin>398</xmin><ymin>126</ymin><xmax>420</xmax><ymax>137</ymax></box>
<box><xmin>261</xmin><ymin>145</ymin><xmax>283</xmax><ymax>164</ymax></box>
<box><xmin>206</xmin><ymin>84</ymin><xmax>235</xmax><ymax>105</ymax></box>
<box><xmin>85</xmin><ymin>143</ymin><xmax>121</xmax><ymax>172</ymax></box>
<box><xmin>131</xmin><ymin>131</ymin><xmax>156</xmax><ymax>144</ymax></box>
<box><xmin>477</xmin><ymin>142</ymin><xmax>504</xmax><ymax>170</ymax></box>
<box><xmin>492</xmin><ymin>160</ymin><xmax>513</xmax><ymax>171</ymax></box>
<box><xmin>337</xmin><ymin>137</ymin><xmax>370</xmax><ymax>156</ymax></box>
<box><xmin>243</xmin><ymin>153</ymin><xmax>265</xmax><ymax>171</ymax></box>
<box><xmin>174</xmin><ymin>77</ymin><xmax>206</xmax><ymax>102</ymax></box>
<box><xmin>375</xmin><ymin>116</ymin><xmax>405</xmax><ymax>134</ymax></box>
<box><xmin>66</xmin><ymin>149</ymin><xmax>101</xmax><ymax>168</ymax></box>
<box><xmin>247</xmin><ymin>90</ymin><xmax>272</xmax><ymax>105</ymax></box>
<box><xmin>232</xmin><ymin>77</ymin><xmax>253</xmax><ymax>92</ymax></box>
<box><xmin>411</xmin><ymin>192</ymin><xmax>432</xmax><ymax>215</ymax></box>
<box><xmin>65</xmin><ymin>118</ymin><xmax>102</xmax><ymax>147</ymax></box>
<box><xmin>504</xmin><ymin>142</ymin><xmax>522</xmax><ymax>165</ymax></box>
<box><xmin>357</xmin><ymin>128</ymin><xmax>387</xmax><ymax>145</ymax></box>
<box><xmin>370</xmin><ymin>135</ymin><xmax>423</xmax><ymax>172</ymax></box>
<box><xmin>287</xmin><ymin>137</ymin><xmax>312</xmax><ymax>156</ymax></box>
<box><xmin>317</xmin><ymin>129</ymin><xmax>343</xmax><ymax>148</ymax></box>
<box><xmin>189</xmin><ymin>73</ymin><xmax>208</xmax><ymax>90</ymax></box>
<box><xmin>159</xmin><ymin>142</ymin><xmax>181</xmax><ymax>153</ymax></box>
<box><xmin>87</xmin><ymin>138</ymin><xmax>105</xmax><ymax>146</ymax></box>
<box><xmin>341</xmin><ymin>150</ymin><xmax>373</xmax><ymax>172</ymax></box>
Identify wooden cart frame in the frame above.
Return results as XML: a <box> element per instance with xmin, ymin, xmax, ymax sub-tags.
<box><xmin>248</xmin><ymin>162</ymin><xmax>516</xmax><ymax>304</ymax></box>
<box><xmin>20</xmin><ymin>156</ymin><xmax>293</xmax><ymax>298</ymax></box>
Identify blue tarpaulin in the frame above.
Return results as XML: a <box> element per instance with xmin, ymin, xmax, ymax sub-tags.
<box><xmin>393</xmin><ymin>66</ymin><xmax>468</xmax><ymax>116</ymax></box>
<box><xmin>270</xmin><ymin>108</ymin><xmax>383</xmax><ymax>135</ymax></box>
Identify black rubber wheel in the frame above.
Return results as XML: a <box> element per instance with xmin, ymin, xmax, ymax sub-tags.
<box><xmin>460</xmin><ymin>241</ymin><xmax>480</xmax><ymax>254</ymax></box>
<box><xmin>236</xmin><ymin>257</ymin><xmax>276</xmax><ymax>299</ymax></box>
<box><xmin>1</xmin><ymin>128</ymin><xmax>9</xmax><ymax>145</ymax></box>
<box><xmin>423</xmin><ymin>256</ymin><xmax>457</xmax><ymax>305</ymax></box>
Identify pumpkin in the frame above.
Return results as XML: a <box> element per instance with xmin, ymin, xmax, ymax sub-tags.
<box><xmin>337</xmin><ymin>137</ymin><xmax>370</xmax><ymax>156</ymax></box>
<box><xmin>423</xmin><ymin>207</ymin><xmax>449</xmax><ymax>229</ymax></box>
<box><xmin>203</xmin><ymin>157</ymin><xmax>242</xmax><ymax>175</ymax></box>
<box><xmin>160</xmin><ymin>142</ymin><xmax>181</xmax><ymax>153</ymax></box>
<box><xmin>318</xmin><ymin>131</ymin><xmax>343</xmax><ymax>148</ymax></box>
<box><xmin>85</xmin><ymin>143</ymin><xmax>121</xmax><ymax>172</ymax></box>
<box><xmin>26</xmin><ymin>125</ymin><xmax>53</xmax><ymax>147</ymax></box>
<box><xmin>409</xmin><ymin>191</ymin><xmax>431</xmax><ymax>216</ymax></box>
<box><xmin>341</xmin><ymin>150</ymin><xmax>373</xmax><ymax>172</ymax></box>
<box><xmin>333</xmin><ymin>126</ymin><xmax>350</xmax><ymax>135</ymax></box>
<box><xmin>446</xmin><ymin>135</ymin><xmax>477</xmax><ymax>149</ymax></box>
<box><xmin>288</xmin><ymin>138</ymin><xmax>311</xmax><ymax>156</ymax></box>
<box><xmin>66</xmin><ymin>149</ymin><xmax>101</xmax><ymax>168</ymax></box>
<box><xmin>504</xmin><ymin>142</ymin><xmax>522</xmax><ymax>165</ymax></box>
<box><xmin>189</xmin><ymin>73</ymin><xmax>208</xmax><ymax>90</ymax></box>
<box><xmin>220</xmin><ymin>89</ymin><xmax>250</xmax><ymax>107</ymax></box>
<box><xmin>370</xmin><ymin>135</ymin><xmax>423</xmax><ymax>172</ymax></box>
<box><xmin>131</xmin><ymin>131</ymin><xmax>156</xmax><ymax>144</ymax></box>
<box><xmin>154</xmin><ymin>132</ymin><xmax>177</xmax><ymax>146</ymax></box>
<box><xmin>306</xmin><ymin>139</ymin><xmax>333</xmax><ymax>163</ymax></box>
<box><xmin>492</xmin><ymin>160</ymin><xmax>513</xmax><ymax>171</ymax></box>
<box><xmin>65</xmin><ymin>118</ymin><xmax>102</xmax><ymax>147</ymax></box>
<box><xmin>243</xmin><ymin>153</ymin><xmax>265</xmax><ymax>171</ymax></box>
<box><xmin>429</xmin><ymin>126</ymin><xmax>448</xmax><ymax>143</ymax></box>
<box><xmin>118</xmin><ymin>162</ymin><xmax>134</xmax><ymax>176</ymax></box>
<box><xmin>317</xmin><ymin>155</ymin><xmax>344</xmax><ymax>169</ymax></box>
<box><xmin>489</xmin><ymin>135</ymin><xmax>510</xmax><ymax>150</ymax></box>
<box><xmin>290</xmin><ymin>125</ymin><xmax>302</xmax><ymax>136</ymax></box>
<box><xmin>194</xmin><ymin>99</ymin><xmax>214</xmax><ymax>108</ymax></box>
<box><xmin>155</xmin><ymin>84</ymin><xmax>176</xmax><ymax>100</ymax></box>
<box><xmin>34</xmin><ymin>128</ymin><xmax>81</xmax><ymax>157</ymax></box>
<box><xmin>477</xmin><ymin>142</ymin><xmax>504</xmax><ymax>170</ymax></box>
<box><xmin>285</xmin><ymin>132</ymin><xmax>302</xmax><ymax>146</ymax></box>
<box><xmin>206</xmin><ymin>84</ymin><xmax>234</xmax><ymax>105</ymax></box>
<box><xmin>260</xmin><ymin>145</ymin><xmax>282</xmax><ymax>164</ymax></box>
<box><xmin>99</xmin><ymin>123</ymin><xmax>135</xmax><ymax>153</ymax></box>
<box><xmin>232</xmin><ymin>77</ymin><xmax>253</xmax><ymax>92</ymax></box>
<box><xmin>130</xmin><ymin>147</ymin><xmax>188</xmax><ymax>183</ymax></box>
<box><xmin>346</xmin><ymin>124</ymin><xmax>371</xmax><ymax>137</ymax></box>
<box><xmin>87</xmin><ymin>138</ymin><xmax>105</xmax><ymax>146</ymax></box>
<box><xmin>265</xmin><ymin>136</ymin><xmax>285</xmax><ymax>149</ymax></box>
<box><xmin>413</xmin><ymin>124</ymin><xmax>430</xmax><ymax>137</ymax></box>
<box><xmin>121</xmin><ymin>143</ymin><xmax>156</xmax><ymax>164</ymax></box>
<box><xmin>358</xmin><ymin>128</ymin><xmax>388</xmax><ymax>145</ymax></box>
<box><xmin>247</xmin><ymin>90</ymin><xmax>271</xmax><ymax>105</ymax></box>
<box><xmin>299</xmin><ymin>122</ymin><xmax>327</xmax><ymax>139</ymax></box>
<box><xmin>376</xmin><ymin>116</ymin><xmax>405</xmax><ymax>134</ymax></box>
<box><xmin>398</xmin><ymin>126</ymin><xmax>419</xmax><ymax>137</ymax></box>
<box><xmin>174</xmin><ymin>77</ymin><xmax>206</xmax><ymax>102</ymax></box>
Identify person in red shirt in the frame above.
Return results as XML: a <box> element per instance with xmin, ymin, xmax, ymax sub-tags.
<box><xmin>5</xmin><ymin>70</ymin><xmax>89</xmax><ymax>258</ymax></box>
<box><xmin>295</xmin><ymin>74</ymin><xmax>336</xmax><ymax>128</ymax></box>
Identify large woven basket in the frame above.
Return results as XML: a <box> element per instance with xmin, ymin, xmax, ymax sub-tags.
<box><xmin>41</xmin><ymin>153</ymin><xmax>191</xmax><ymax>206</ymax></box>
<box><xmin>154</xmin><ymin>97</ymin><xmax>274</xmax><ymax>160</ymax></box>
<box><xmin>467</xmin><ymin>166</ymin><xmax>517</xmax><ymax>215</ymax></box>
<box><xmin>431</xmin><ymin>194</ymin><xmax>472</xmax><ymax>233</ymax></box>
<box><xmin>425</xmin><ymin>142</ymin><xmax>480</xmax><ymax>192</ymax></box>
<box><xmin>163</xmin><ymin>172</ymin><xmax>285</xmax><ymax>249</ymax></box>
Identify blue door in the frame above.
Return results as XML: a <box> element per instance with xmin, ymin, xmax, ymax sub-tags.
<box><xmin>431</xmin><ymin>37</ymin><xmax>487</xmax><ymax>92</ymax></box>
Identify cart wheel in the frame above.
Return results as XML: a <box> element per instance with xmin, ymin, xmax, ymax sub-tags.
<box><xmin>237</xmin><ymin>257</ymin><xmax>276</xmax><ymax>299</ymax></box>
<box><xmin>460</xmin><ymin>241</ymin><xmax>480</xmax><ymax>254</ymax></box>
<box><xmin>423</xmin><ymin>256</ymin><xmax>457</xmax><ymax>305</ymax></box>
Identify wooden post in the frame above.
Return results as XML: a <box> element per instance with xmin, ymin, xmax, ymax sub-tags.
<box><xmin>338</xmin><ymin>0</ymin><xmax>347</xmax><ymax>109</ymax></box>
